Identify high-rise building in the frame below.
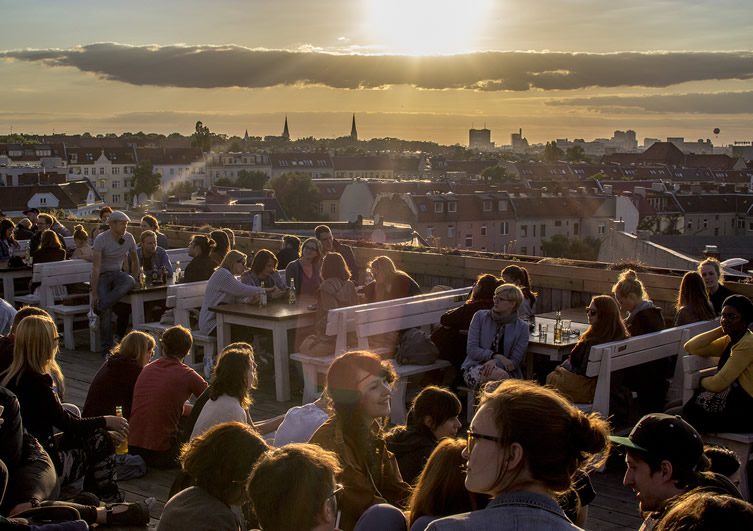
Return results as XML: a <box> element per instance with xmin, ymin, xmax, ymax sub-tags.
<box><xmin>469</xmin><ymin>127</ymin><xmax>494</xmax><ymax>151</ymax></box>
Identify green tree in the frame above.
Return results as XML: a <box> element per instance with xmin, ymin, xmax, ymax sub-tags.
<box><xmin>543</xmin><ymin>142</ymin><xmax>564</xmax><ymax>163</ymax></box>
<box><xmin>481</xmin><ymin>165</ymin><xmax>515</xmax><ymax>183</ymax></box>
<box><xmin>566</xmin><ymin>145</ymin><xmax>587</xmax><ymax>162</ymax></box>
<box><xmin>132</xmin><ymin>161</ymin><xmax>162</xmax><ymax>199</ymax></box>
<box><xmin>214</xmin><ymin>177</ymin><xmax>235</xmax><ymax>187</ymax></box>
<box><xmin>236</xmin><ymin>170</ymin><xmax>269</xmax><ymax>190</ymax></box>
<box><xmin>191</xmin><ymin>121</ymin><xmax>211</xmax><ymax>153</ymax></box>
<box><xmin>268</xmin><ymin>172</ymin><xmax>321</xmax><ymax>220</ymax></box>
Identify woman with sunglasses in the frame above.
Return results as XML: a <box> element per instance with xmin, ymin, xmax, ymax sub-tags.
<box><xmin>462</xmin><ymin>284</ymin><xmax>529</xmax><ymax>389</ymax></box>
<box><xmin>0</xmin><ymin>315</ymin><xmax>128</xmax><ymax>501</ymax></box>
<box><xmin>682</xmin><ymin>294</ymin><xmax>753</xmax><ymax>433</ymax></box>
<box><xmin>426</xmin><ymin>379</ymin><xmax>610</xmax><ymax>531</ymax></box>
<box><xmin>199</xmin><ymin>250</ymin><xmax>272</xmax><ymax>336</ymax></box>
<box><xmin>546</xmin><ymin>296</ymin><xmax>628</xmax><ymax>403</ymax></box>
<box><xmin>285</xmin><ymin>237</ymin><xmax>323</xmax><ymax>297</ymax></box>
<box><xmin>309</xmin><ymin>351</ymin><xmax>411</xmax><ymax>531</ymax></box>
<box><xmin>159</xmin><ymin>422</ymin><xmax>268</xmax><ymax>531</ymax></box>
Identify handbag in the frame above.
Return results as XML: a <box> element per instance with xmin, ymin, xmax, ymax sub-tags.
<box><xmin>546</xmin><ymin>366</ymin><xmax>597</xmax><ymax>403</ymax></box>
<box><xmin>299</xmin><ymin>333</ymin><xmax>335</xmax><ymax>357</ymax></box>
<box><xmin>693</xmin><ymin>387</ymin><xmax>731</xmax><ymax>414</ymax></box>
<box><xmin>395</xmin><ymin>328</ymin><xmax>439</xmax><ymax>366</ymax></box>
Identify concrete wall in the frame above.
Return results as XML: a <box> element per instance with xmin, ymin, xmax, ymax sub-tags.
<box><xmin>598</xmin><ymin>230</ymin><xmax>698</xmax><ymax>270</ymax></box>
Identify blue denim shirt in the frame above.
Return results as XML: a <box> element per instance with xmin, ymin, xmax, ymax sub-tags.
<box><xmin>462</xmin><ymin>310</ymin><xmax>530</xmax><ymax>378</ymax></box>
<box><xmin>426</xmin><ymin>491</ymin><xmax>582</xmax><ymax>531</ymax></box>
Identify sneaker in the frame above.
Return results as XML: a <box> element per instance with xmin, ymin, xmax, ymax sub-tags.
<box><xmin>105</xmin><ymin>499</ymin><xmax>151</xmax><ymax>526</ymax></box>
<box><xmin>88</xmin><ymin>309</ymin><xmax>99</xmax><ymax>330</ymax></box>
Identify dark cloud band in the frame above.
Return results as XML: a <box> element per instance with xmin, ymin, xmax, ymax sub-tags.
<box><xmin>549</xmin><ymin>91</ymin><xmax>753</xmax><ymax>114</ymax></box>
<box><xmin>3</xmin><ymin>43</ymin><xmax>753</xmax><ymax>91</ymax></box>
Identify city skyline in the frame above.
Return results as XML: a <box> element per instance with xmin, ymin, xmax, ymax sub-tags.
<box><xmin>2</xmin><ymin>1</ymin><xmax>753</xmax><ymax>144</ymax></box>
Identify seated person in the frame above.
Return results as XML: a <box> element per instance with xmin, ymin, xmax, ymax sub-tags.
<box><xmin>182</xmin><ymin>234</ymin><xmax>216</xmax><ymax>283</ymax></box>
<box><xmin>241</xmin><ymin>249</ymin><xmax>287</xmax><ymax>293</ymax></box>
<box><xmin>137</xmin><ymin>230</ymin><xmax>173</xmax><ymax>281</ymax></box>
<box><xmin>362</xmin><ymin>256</ymin><xmax>420</xmax><ymax>303</ymax></box>
<box><xmin>140</xmin><ymin>214</ymin><xmax>168</xmax><ymax>249</ymax></box>
<box><xmin>386</xmin><ymin>386</ymin><xmax>462</xmax><ymax>485</ymax></box>
<box><xmin>158</xmin><ymin>422</ymin><xmax>268</xmax><ymax>531</ymax></box>
<box><xmin>0</xmin><ymin>306</ymin><xmax>49</xmax><ymax>373</ymax></box>
<box><xmin>82</xmin><ymin>331</ymin><xmax>156</xmax><ymax>419</ymax></box>
<box><xmin>128</xmin><ymin>325</ymin><xmax>208</xmax><ymax>468</ymax></box>
<box><xmin>248</xmin><ymin>443</ymin><xmax>408</xmax><ymax>531</ymax></box>
<box><xmin>462</xmin><ymin>283</ymin><xmax>529</xmax><ymax>389</ymax></box>
<box><xmin>31</xmin><ymin>229</ymin><xmax>67</xmax><ymax>263</ymax></box>
<box><xmin>71</xmin><ymin>224</ymin><xmax>93</xmax><ymax>261</ymax></box>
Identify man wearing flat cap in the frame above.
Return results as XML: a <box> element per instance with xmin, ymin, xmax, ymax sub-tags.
<box><xmin>611</xmin><ymin>413</ymin><xmax>741</xmax><ymax>530</ymax></box>
<box><xmin>91</xmin><ymin>210</ymin><xmax>139</xmax><ymax>350</ymax></box>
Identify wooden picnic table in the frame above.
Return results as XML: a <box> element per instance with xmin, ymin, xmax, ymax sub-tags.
<box><xmin>123</xmin><ymin>282</ymin><xmax>171</xmax><ymax>327</ymax></box>
<box><xmin>0</xmin><ymin>262</ymin><xmax>33</xmax><ymax>303</ymax></box>
<box><xmin>212</xmin><ymin>299</ymin><xmax>317</xmax><ymax>401</ymax></box>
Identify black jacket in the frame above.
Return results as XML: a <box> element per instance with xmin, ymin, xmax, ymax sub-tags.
<box><xmin>385</xmin><ymin>426</ymin><xmax>437</xmax><ymax>485</ymax></box>
<box><xmin>182</xmin><ymin>254</ymin><xmax>216</xmax><ymax>283</ymax></box>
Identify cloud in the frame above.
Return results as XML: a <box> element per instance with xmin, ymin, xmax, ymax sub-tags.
<box><xmin>548</xmin><ymin>91</ymin><xmax>753</xmax><ymax>114</ymax></box>
<box><xmin>3</xmin><ymin>43</ymin><xmax>753</xmax><ymax>92</ymax></box>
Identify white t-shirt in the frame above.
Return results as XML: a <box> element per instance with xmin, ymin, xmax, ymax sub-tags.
<box><xmin>190</xmin><ymin>394</ymin><xmax>250</xmax><ymax>440</ymax></box>
<box><xmin>273</xmin><ymin>403</ymin><xmax>329</xmax><ymax>447</ymax></box>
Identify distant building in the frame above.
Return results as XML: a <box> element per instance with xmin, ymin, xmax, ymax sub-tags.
<box><xmin>350</xmin><ymin>114</ymin><xmax>358</xmax><ymax>142</ymax></box>
<box><xmin>469</xmin><ymin>128</ymin><xmax>494</xmax><ymax>151</ymax></box>
<box><xmin>66</xmin><ymin>147</ymin><xmax>137</xmax><ymax>208</ymax></box>
<box><xmin>269</xmin><ymin>153</ymin><xmax>332</xmax><ymax>179</ymax></box>
<box><xmin>511</xmin><ymin>129</ymin><xmax>529</xmax><ymax>153</ymax></box>
<box><xmin>206</xmin><ymin>151</ymin><xmax>271</xmax><ymax>186</ymax></box>
<box><xmin>0</xmin><ymin>179</ymin><xmax>103</xmax><ymax>217</ymax></box>
<box><xmin>136</xmin><ymin>147</ymin><xmax>207</xmax><ymax>192</ymax></box>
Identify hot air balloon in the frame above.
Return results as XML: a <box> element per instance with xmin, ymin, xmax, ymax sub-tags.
<box><xmin>713</xmin><ymin>127</ymin><xmax>720</xmax><ymax>135</ymax></box>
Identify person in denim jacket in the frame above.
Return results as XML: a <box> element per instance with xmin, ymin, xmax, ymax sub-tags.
<box><xmin>462</xmin><ymin>284</ymin><xmax>529</xmax><ymax>389</ymax></box>
<box><xmin>427</xmin><ymin>380</ymin><xmax>610</xmax><ymax>531</ymax></box>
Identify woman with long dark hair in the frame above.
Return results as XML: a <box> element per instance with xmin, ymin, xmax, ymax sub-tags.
<box><xmin>208</xmin><ymin>229</ymin><xmax>231</xmax><ymax>267</ymax></box>
<box><xmin>0</xmin><ymin>219</ymin><xmax>19</xmax><ymax>260</ymax></box>
<box><xmin>309</xmin><ymin>351</ymin><xmax>411</xmax><ymax>531</ymax></box>
<box><xmin>425</xmin><ymin>380</ymin><xmax>610</xmax><ymax>531</ymax></box>
<box><xmin>285</xmin><ymin>237</ymin><xmax>323</xmax><ymax>297</ymax></box>
<box><xmin>386</xmin><ymin>386</ymin><xmax>462</xmax><ymax>485</ymax></box>
<box><xmin>183</xmin><ymin>234</ymin><xmax>216</xmax><ymax>283</ymax></box>
<box><xmin>241</xmin><ymin>248</ymin><xmax>287</xmax><ymax>293</ymax></box>
<box><xmin>675</xmin><ymin>271</ymin><xmax>715</xmax><ymax>326</ymax></box>
<box><xmin>547</xmin><ymin>295</ymin><xmax>629</xmax><ymax>403</ymax></box>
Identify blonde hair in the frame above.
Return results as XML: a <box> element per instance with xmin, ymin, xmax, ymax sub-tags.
<box><xmin>220</xmin><ymin>250</ymin><xmax>248</xmax><ymax>272</ymax></box>
<box><xmin>494</xmin><ymin>283</ymin><xmax>524</xmax><ymax>312</ymax></box>
<box><xmin>73</xmin><ymin>224</ymin><xmax>89</xmax><ymax>242</ymax></box>
<box><xmin>368</xmin><ymin>255</ymin><xmax>397</xmax><ymax>275</ymax></box>
<box><xmin>0</xmin><ymin>315</ymin><xmax>64</xmax><ymax>397</ymax></box>
<box><xmin>612</xmin><ymin>269</ymin><xmax>647</xmax><ymax>301</ymax></box>
<box><xmin>112</xmin><ymin>330</ymin><xmax>155</xmax><ymax>367</ymax></box>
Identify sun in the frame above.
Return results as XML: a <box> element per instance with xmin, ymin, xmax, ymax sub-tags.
<box><xmin>362</xmin><ymin>0</ymin><xmax>492</xmax><ymax>55</ymax></box>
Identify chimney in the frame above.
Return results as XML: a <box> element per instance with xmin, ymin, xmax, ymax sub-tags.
<box><xmin>633</xmin><ymin>186</ymin><xmax>647</xmax><ymax>198</ymax></box>
<box><xmin>703</xmin><ymin>245</ymin><xmax>721</xmax><ymax>261</ymax></box>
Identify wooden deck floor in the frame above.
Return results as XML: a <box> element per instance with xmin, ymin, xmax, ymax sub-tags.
<box><xmin>58</xmin><ymin>331</ymin><xmax>643</xmax><ymax>530</ymax></box>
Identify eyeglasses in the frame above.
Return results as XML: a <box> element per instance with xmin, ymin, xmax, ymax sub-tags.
<box><xmin>467</xmin><ymin>430</ymin><xmax>504</xmax><ymax>453</ymax></box>
<box><xmin>328</xmin><ymin>483</ymin><xmax>344</xmax><ymax>505</ymax></box>
<box><xmin>586</xmin><ymin>308</ymin><xmax>598</xmax><ymax>316</ymax></box>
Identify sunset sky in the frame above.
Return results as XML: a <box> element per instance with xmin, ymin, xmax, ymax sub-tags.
<box><xmin>2</xmin><ymin>0</ymin><xmax>753</xmax><ymax>145</ymax></box>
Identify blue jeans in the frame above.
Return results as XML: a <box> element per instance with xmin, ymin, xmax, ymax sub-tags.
<box><xmin>354</xmin><ymin>504</ymin><xmax>407</xmax><ymax>531</ymax></box>
<box><xmin>96</xmin><ymin>270</ymin><xmax>135</xmax><ymax>349</ymax></box>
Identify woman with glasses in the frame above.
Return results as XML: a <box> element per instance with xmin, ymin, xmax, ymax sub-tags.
<box><xmin>461</xmin><ymin>284</ymin><xmax>529</xmax><ymax>389</ymax></box>
<box><xmin>159</xmin><ymin>422</ymin><xmax>268</xmax><ymax>531</ymax></box>
<box><xmin>546</xmin><ymin>296</ymin><xmax>628</xmax><ymax>403</ymax></box>
<box><xmin>675</xmin><ymin>271</ymin><xmax>716</xmax><ymax>326</ymax></box>
<box><xmin>426</xmin><ymin>379</ymin><xmax>610</xmax><ymax>531</ymax></box>
<box><xmin>82</xmin><ymin>330</ymin><xmax>156</xmax><ymax>419</ymax></box>
<box><xmin>682</xmin><ymin>294</ymin><xmax>753</xmax><ymax>433</ymax></box>
<box><xmin>285</xmin><ymin>237</ymin><xmax>323</xmax><ymax>297</ymax></box>
<box><xmin>309</xmin><ymin>351</ymin><xmax>411</xmax><ymax>531</ymax></box>
<box><xmin>0</xmin><ymin>315</ymin><xmax>128</xmax><ymax>501</ymax></box>
<box><xmin>199</xmin><ymin>250</ymin><xmax>272</xmax><ymax>336</ymax></box>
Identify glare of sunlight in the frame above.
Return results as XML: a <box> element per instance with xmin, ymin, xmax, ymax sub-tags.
<box><xmin>362</xmin><ymin>0</ymin><xmax>492</xmax><ymax>55</ymax></box>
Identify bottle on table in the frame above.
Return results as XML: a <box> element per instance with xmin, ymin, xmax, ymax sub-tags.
<box><xmin>259</xmin><ymin>280</ymin><xmax>267</xmax><ymax>307</ymax></box>
<box><xmin>174</xmin><ymin>261</ymin><xmax>182</xmax><ymax>283</ymax></box>
<box><xmin>114</xmin><ymin>405</ymin><xmax>128</xmax><ymax>455</ymax></box>
<box><xmin>288</xmin><ymin>278</ymin><xmax>296</xmax><ymax>305</ymax></box>
<box><xmin>554</xmin><ymin>309</ymin><xmax>563</xmax><ymax>344</ymax></box>
<box><xmin>138</xmin><ymin>266</ymin><xmax>146</xmax><ymax>289</ymax></box>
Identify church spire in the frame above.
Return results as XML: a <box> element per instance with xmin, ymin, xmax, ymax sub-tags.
<box><xmin>282</xmin><ymin>115</ymin><xmax>290</xmax><ymax>140</ymax></box>
<box><xmin>350</xmin><ymin>113</ymin><xmax>358</xmax><ymax>142</ymax></box>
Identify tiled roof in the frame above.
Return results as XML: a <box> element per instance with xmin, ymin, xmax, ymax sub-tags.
<box><xmin>333</xmin><ymin>156</ymin><xmax>394</xmax><ymax>171</ymax></box>
<box><xmin>136</xmin><ymin>147</ymin><xmax>204</xmax><ymax>165</ymax></box>
<box><xmin>674</xmin><ymin>194</ymin><xmax>753</xmax><ymax>214</ymax></box>
<box><xmin>67</xmin><ymin>147</ymin><xmax>136</xmax><ymax>165</ymax></box>
<box><xmin>509</xmin><ymin>195</ymin><xmax>607</xmax><ymax>219</ymax></box>
<box><xmin>0</xmin><ymin>143</ymin><xmax>66</xmax><ymax>161</ymax></box>
<box><xmin>684</xmin><ymin>154</ymin><xmax>739</xmax><ymax>170</ymax></box>
<box><xmin>0</xmin><ymin>180</ymin><xmax>101</xmax><ymax>211</ymax></box>
<box><xmin>711</xmin><ymin>170</ymin><xmax>753</xmax><ymax>184</ymax></box>
<box><xmin>270</xmin><ymin>153</ymin><xmax>332</xmax><ymax>169</ymax></box>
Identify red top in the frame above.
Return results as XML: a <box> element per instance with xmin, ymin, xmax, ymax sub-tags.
<box><xmin>128</xmin><ymin>357</ymin><xmax>207</xmax><ymax>451</ymax></box>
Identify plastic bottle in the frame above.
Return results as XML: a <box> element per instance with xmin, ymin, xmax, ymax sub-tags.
<box><xmin>114</xmin><ymin>406</ymin><xmax>128</xmax><ymax>455</ymax></box>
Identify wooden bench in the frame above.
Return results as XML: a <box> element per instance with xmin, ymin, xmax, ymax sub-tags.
<box><xmin>291</xmin><ymin>288</ymin><xmax>469</xmax><ymax>424</ymax></box>
<box><xmin>682</xmin><ymin>339</ymin><xmax>753</xmax><ymax>501</ymax></box>
<box><xmin>165</xmin><ymin>248</ymin><xmax>191</xmax><ymax>268</ymax></box>
<box><xmin>135</xmin><ymin>280</ymin><xmax>211</xmax><ymax>374</ymax></box>
<box><xmin>15</xmin><ymin>260</ymin><xmax>97</xmax><ymax>351</ymax></box>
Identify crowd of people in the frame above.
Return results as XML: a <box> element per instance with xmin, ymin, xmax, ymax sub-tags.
<box><xmin>1</xmin><ymin>207</ymin><xmax>753</xmax><ymax>530</ymax></box>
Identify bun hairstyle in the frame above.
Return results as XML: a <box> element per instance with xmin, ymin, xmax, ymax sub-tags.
<box><xmin>612</xmin><ymin>269</ymin><xmax>646</xmax><ymax>301</ymax></box>
<box><xmin>480</xmin><ymin>379</ymin><xmax>610</xmax><ymax>494</ymax></box>
<box><xmin>73</xmin><ymin>224</ymin><xmax>89</xmax><ymax>241</ymax></box>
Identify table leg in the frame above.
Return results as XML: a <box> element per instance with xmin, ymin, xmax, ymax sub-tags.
<box><xmin>271</xmin><ymin>325</ymin><xmax>291</xmax><ymax>402</ymax></box>
<box><xmin>3</xmin><ymin>278</ymin><xmax>14</xmax><ymax>303</ymax></box>
<box><xmin>216</xmin><ymin>314</ymin><xmax>230</xmax><ymax>351</ymax></box>
<box><xmin>130</xmin><ymin>297</ymin><xmax>146</xmax><ymax>327</ymax></box>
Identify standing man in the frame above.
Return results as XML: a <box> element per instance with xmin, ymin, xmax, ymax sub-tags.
<box><xmin>611</xmin><ymin>413</ymin><xmax>741</xmax><ymax>530</ymax></box>
<box><xmin>315</xmin><ymin>225</ymin><xmax>358</xmax><ymax>282</ymax></box>
<box><xmin>91</xmin><ymin>210</ymin><xmax>139</xmax><ymax>350</ymax></box>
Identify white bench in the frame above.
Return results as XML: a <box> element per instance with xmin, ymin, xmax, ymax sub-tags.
<box><xmin>682</xmin><ymin>339</ymin><xmax>753</xmax><ymax>501</ymax></box>
<box><xmin>15</xmin><ymin>260</ymin><xmax>96</xmax><ymax>351</ymax></box>
<box><xmin>577</xmin><ymin>322</ymin><xmax>715</xmax><ymax>417</ymax></box>
<box><xmin>165</xmin><ymin>248</ymin><xmax>192</xmax><ymax>268</ymax></box>
<box><xmin>14</xmin><ymin>237</ymin><xmax>75</xmax><ymax>256</ymax></box>
<box><xmin>291</xmin><ymin>288</ymin><xmax>468</xmax><ymax>424</ymax></box>
<box><xmin>135</xmin><ymin>280</ymin><xmax>211</xmax><ymax>374</ymax></box>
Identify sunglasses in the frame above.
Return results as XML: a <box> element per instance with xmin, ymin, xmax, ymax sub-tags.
<box><xmin>467</xmin><ymin>430</ymin><xmax>504</xmax><ymax>453</ymax></box>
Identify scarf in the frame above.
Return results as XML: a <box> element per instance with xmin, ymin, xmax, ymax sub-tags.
<box><xmin>490</xmin><ymin>311</ymin><xmax>517</xmax><ymax>354</ymax></box>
